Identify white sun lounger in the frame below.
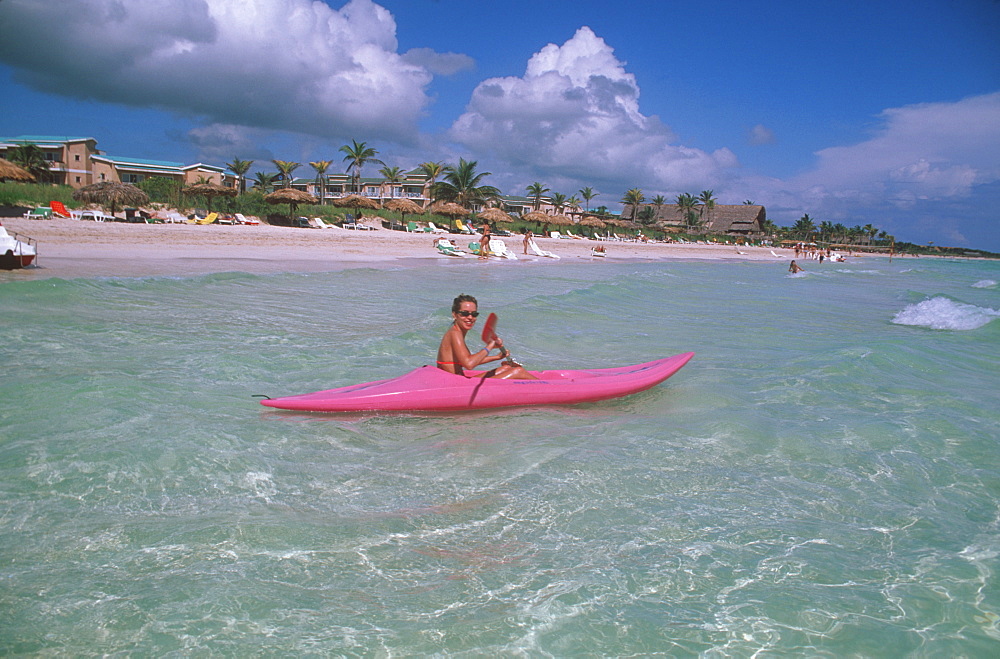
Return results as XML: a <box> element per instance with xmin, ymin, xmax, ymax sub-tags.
<box><xmin>488</xmin><ymin>238</ymin><xmax>518</xmax><ymax>260</ymax></box>
<box><xmin>528</xmin><ymin>238</ymin><xmax>560</xmax><ymax>259</ymax></box>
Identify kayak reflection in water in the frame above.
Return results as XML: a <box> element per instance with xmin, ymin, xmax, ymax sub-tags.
<box><xmin>436</xmin><ymin>294</ymin><xmax>538</xmax><ymax>379</ymax></box>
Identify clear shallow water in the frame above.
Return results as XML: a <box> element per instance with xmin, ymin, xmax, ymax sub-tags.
<box><xmin>2</xmin><ymin>257</ymin><xmax>999</xmax><ymax>655</ymax></box>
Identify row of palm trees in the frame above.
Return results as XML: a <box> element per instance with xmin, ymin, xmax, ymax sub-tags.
<box><xmin>618</xmin><ymin>188</ymin><xmax>720</xmax><ymax>228</ymax></box>
<box><xmin>225</xmin><ymin>141</ymin><xmax>502</xmax><ymax>210</ymax></box>
<box><xmin>788</xmin><ymin>214</ymin><xmax>893</xmax><ymax>245</ymax></box>
<box><xmin>226</xmin><ymin>143</ymin><xmax>894</xmax><ymax>245</ymax></box>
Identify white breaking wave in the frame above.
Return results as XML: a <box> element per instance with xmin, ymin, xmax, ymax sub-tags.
<box><xmin>891</xmin><ymin>296</ymin><xmax>1000</xmax><ymax>330</ymax></box>
<box><xmin>971</xmin><ymin>279</ymin><xmax>997</xmax><ymax>288</ymax></box>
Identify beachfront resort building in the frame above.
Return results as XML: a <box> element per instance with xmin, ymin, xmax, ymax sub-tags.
<box><xmin>0</xmin><ymin>135</ymin><xmax>234</xmax><ymax>189</ymax></box>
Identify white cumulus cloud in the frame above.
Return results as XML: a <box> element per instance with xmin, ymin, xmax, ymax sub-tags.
<box><xmin>448</xmin><ymin>26</ymin><xmax>738</xmax><ymax>192</ymax></box>
<box><xmin>0</xmin><ymin>0</ymin><xmax>447</xmax><ymax>143</ymax></box>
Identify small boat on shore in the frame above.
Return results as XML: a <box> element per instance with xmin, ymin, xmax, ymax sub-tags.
<box><xmin>0</xmin><ymin>221</ymin><xmax>36</xmax><ymax>269</ymax></box>
<box><xmin>260</xmin><ymin>353</ymin><xmax>694</xmax><ymax>413</ymax></box>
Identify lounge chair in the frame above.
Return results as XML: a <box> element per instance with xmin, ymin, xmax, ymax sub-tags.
<box><xmin>407</xmin><ymin>220</ymin><xmax>431</xmax><ymax>233</ymax></box>
<box><xmin>75</xmin><ymin>209</ymin><xmax>114</xmax><ymax>222</ymax></box>
<box><xmin>455</xmin><ymin>219</ymin><xmax>476</xmax><ymax>235</ymax></box>
<box><xmin>24</xmin><ymin>207</ymin><xmax>52</xmax><ymax>220</ymax></box>
<box><xmin>549</xmin><ymin>231</ymin><xmax>561</xmax><ymax>239</ymax></box>
<box><xmin>49</xmin><ymin>201</ymin><xmax>71</xmax><ymax>218</ymax></box>
<box><xmin>468</xmin><ymin>241</ymin><xmax>482</xmax><ymax>255</ymax></box>
<box><xmin>488</xmin><ymin>238</ymin><xmax>518</xmax><ymax>260</ymax></box>
<box><xmin>427</xmin><ymin>222</ymin><xmax>449</xmax><ymax>234</ymax></box>
<box><xmin>196</xmin><ymin>212</ymin><xmax>218</xmax><ymax>225</ymax></box>
<box><xmin>435</xmin><ymin>239</ymin><xmax>467</xmax><ymax>257</ymax></box>
<box><xmin>527</xmin><ymin>238</ymin><xmax>560</xmax><ymax>259</ymax></box>
<box><xmin>234</xmin><ymin>213</ymin><xmax>259</xmax><ymax>225</ymax></box>
<box><xmin>165</xmin><ymin>211</ymin><xmax>188</xmax><ymax>223</ymax></box>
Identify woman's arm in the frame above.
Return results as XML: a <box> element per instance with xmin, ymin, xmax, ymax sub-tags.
<box><xmin>450</xmin><ymin>332</ymin><xmax>503</xmax><ymax>370</ymax></box>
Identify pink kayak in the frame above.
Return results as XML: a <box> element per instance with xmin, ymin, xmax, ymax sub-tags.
<box><xmin>260</xmin><ymin>352</ymin><xmax>694</xmax><ymax>413</ymax></box>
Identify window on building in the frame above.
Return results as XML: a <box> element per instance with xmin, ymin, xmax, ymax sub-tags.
<box><xmin>75</xmin><ymin>176</ymin><xmax>81</xmax><ymax>183</ymax></box>
<box><xmin>121</xmin><ymin>174</ymin><xmax>142</xmax><ymax>183</ymax></box>
<box><xmin>75</xmin><ymin>154</ymin><xmax>81</xmax><ymax>162</ymax></box>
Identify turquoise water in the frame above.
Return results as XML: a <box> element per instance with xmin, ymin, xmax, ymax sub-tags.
<box><xmin>2</xmin><ymin>257</ymin><xmax>999</xmax><ymax>655</ymax></box>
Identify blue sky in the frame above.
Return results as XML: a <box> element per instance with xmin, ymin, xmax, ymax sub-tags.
<box><xmin>1</xmin><ymin>0</ymin><xmax>998</xmax><ymax>249</ymax></box>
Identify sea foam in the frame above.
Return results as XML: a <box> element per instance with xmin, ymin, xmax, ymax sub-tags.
<box><xmin>971</xmin><ymin>279</ymin><xmax>997</xmax><ymax>288</ymax></box>
<box><xmin>891</xmin><ymin>296</ymin><xmax>1000</xmax><ymax>330</ymax></box>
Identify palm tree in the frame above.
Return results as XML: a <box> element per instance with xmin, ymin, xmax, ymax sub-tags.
<box><xmin>675</xmin><ymin>193</ymin><xmax>702</xmax><ymax>229</ymax></box>
<box><xmin>226</xmin><ymin>158</ymin><xmax>254</xmax><ymax>194</ymax></box>
<box><xmin>698</xmin><ymin>190</ymin><xmax>716</xmax><ymax>230</ymax></box>
<box><xmin>308</xmin><ymin>160</ymin><xmax>332</xmax><ymax>203</ymax></box>
<box><xmin>819</xmin><ymin>221</ymin><xmax>834</xmax><ymax>243</ymax></box>
<box><xmin>418</xmin><ymin>161</ymin><xmax>445</xmax><ymax>206</ymax></box>
<box><xmin>793</xmin><ymin>214</ymin><xmax>817</xmax><ymax>240</ymax></box>
<box><xmin>8</xmin><ymin>143</ymin><xmax>50</xmax><ymax>182</ymax></box>
<box><xmin>550</xmin><ymin>192</ymin><xmax>568</xmax><ymax>214</ymax></box>
<box><xmin>252</xmin><ymin>171</ymin><xmax>277</xmax><ymax>191</ymax></box>
<box><xmin>339</xmin><ymin>140</ymin><xmax>384</xmax><ymax>194</ymax></box>
<box><xmin>526</xmin><ymin>182</ymin><xmax>550</xmax><ymax>211</ymax></box>
<box><xmin>650</xmin><ymin>194</ymin><xmax>666</xmax><ymax>223</ymax></box>
<box><xmin>864</xmin><ymin>223</ymin><xmax>878</xmax><ymax>245</ymax></box>
<box><xmin>743</xmin><ymin>199</ymin><xmax>756</xmax><ymax>205</ymax></box>
<box><xmin>272</xmin><ymin>160</ymin><xmax>300</xmax><ymax>189</ymax></box>
<box><xmin>566</xmin><ymin>195</ymin><xmax>583</xmax><ymax>216</ymax></box>
<box><xmin>621</xmin><ymin>188</ymin><xmax>645</xmax><ymax>221</ymax></box>
<box><xmin>579</xmin><ymin>186</ymin><xmax>598</xmax><ymax>212</ymax></box>
<box><xmin>379</xmin><ymin>165</ymin><xmax>405</xmax><ymax>199</ymax></box>
<box><xmin>433</xmin><ymin>158</ymin><xmax>500</xmax><ymax>208</ymax></box>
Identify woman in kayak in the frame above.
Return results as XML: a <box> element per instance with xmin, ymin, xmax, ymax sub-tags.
<box><xmin>437</xmin><ymin>294</ymin><xmax>537</xmax><ymax>379</ymax></box>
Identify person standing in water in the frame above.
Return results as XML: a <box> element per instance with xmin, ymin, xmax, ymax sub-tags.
<box><xmin>478</xmin><ymin>225</ymin><xmax>492</xmax><ymax>260</ymax></box>
<box><xmin>436</xmin><ymin>294</ymin><xmax>537</xmax><ymax>379</ymax></box>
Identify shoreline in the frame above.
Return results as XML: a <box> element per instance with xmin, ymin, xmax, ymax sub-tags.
<box><xmin>2</xmin><ymin>216</ymin><xmax>878</xmax><ymax>279</ymax></box>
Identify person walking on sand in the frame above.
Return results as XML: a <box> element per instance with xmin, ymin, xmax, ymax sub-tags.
<box><xmin>523</xmin><ymin>230</ymin><xmax>533</xmax><ymax>255</ymax></box>
<box><xmin>478</xmin><ymin>224</ymin><xmax>491</xmax><ymax>260</ymax></box>
<box><xmin>789</xmin><ymin>260</ymin><xmax>803</xmax><ymax>273</ymax></box>
<box><xmin>436</xmin><ymin>294</ymin><xmax>537</xmax><ymax>379</ymax></box>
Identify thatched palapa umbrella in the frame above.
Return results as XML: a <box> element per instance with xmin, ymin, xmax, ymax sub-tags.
<box><xmin>0</xmin><ymin>158</ymin><xmax>34</xmax><ymax>182</ymax></box>
<box><xmin>477</xmin><ymin>207</ymin><xmax>514</xmax><ymax>227</ymax></box>
<box><xmin>383</xmin><ymin>198</ymin><xmax>424</xmax><ymax>224</ymax></box>
<box><xmin>73</xmin><ymin>181</ymin><xmax>149</xmax><ymax>215</ymax></box>
<box><xmin>182</xmin><ymin>183</ymin><xmax>237</xmax><ymax>213</ymax></box>
<box><xmin>579</xmin><ymin>215</ymin><xmax>606</xmax><ymax>238</ymax></box>
<box><xmin>431</xmin><ymin>202</ymin><xmax>470</xmax><ymax>230</ymax></box>
<box><xmin>333</xmin><ymin>194</ymin><xmax>380</xmax><ymax>210</ymax></box>
<box><xmin>265</xmin><ymin>188</ymin><xmax>317</xmax><ymax>218</ymax></box>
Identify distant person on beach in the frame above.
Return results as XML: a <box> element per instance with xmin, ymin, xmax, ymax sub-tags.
<box><xmin>436</xmin><ymin>294</ymin><xmax>536</xmax><ymax>379</ymax></box>
<box><xmin>523</xmin><ymin>230</ymin><xmax>532</xmax><ymax>254</ymax></box>
<box><xmin>789</xmin><ymin>260</ymin><xmax>803</xmax><ymax>273</ymax></box>
<box><xmin>479</xmin><ymin>225</ymin><xmax>491</xmax><ymax>260</ymax></box>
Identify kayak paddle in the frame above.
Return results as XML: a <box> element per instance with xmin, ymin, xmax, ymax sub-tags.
<box><xmin>480</xmin><ymin>312</ymin><xmax>519</xmax><ymax>366</ymax></box>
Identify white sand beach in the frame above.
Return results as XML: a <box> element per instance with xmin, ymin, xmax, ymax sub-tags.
<box><xmin>2</xmin><ymin>216</ymin><xmax>804</xmax><ymax>278</ymax></box>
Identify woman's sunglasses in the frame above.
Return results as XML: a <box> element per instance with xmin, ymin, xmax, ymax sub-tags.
<box><xmin>456</xmin><ymin>310</ymin><xmax>480</xmax><ymax>318</ymax></box>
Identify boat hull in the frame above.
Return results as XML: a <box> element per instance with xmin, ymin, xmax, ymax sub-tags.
<box><xmin>261</xmin><ymin>353</ymin><xmax>694</xmax><ymax>412</ymax></box>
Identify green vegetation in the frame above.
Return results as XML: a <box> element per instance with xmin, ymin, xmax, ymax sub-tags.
<box><xmin>0</xmin><ymin>181</ymin><xmax>77</xmax><ymax>207</ymax></box>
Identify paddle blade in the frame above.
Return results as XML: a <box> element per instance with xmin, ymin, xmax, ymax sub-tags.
<box><xmin>481</xmin><ymin>312</ymin><xmax>498</xmax><ymax>344</ymax></box>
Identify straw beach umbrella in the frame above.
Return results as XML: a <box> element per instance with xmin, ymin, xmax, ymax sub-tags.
<box><xmin>182</xmin><ymin>183</ymin><xmax>237</xmax><ymax>212</ymax></box>
<box><xmin>383</xmin><ymin>197</ymin><xmax>424</xmax><ymax>224</ymax></box>
<box><xmin>333</xmin><ymin>194</ymin><xmax>380</xmax><ymax>211</ymax></box>
<box><xmin>477</xmin><ymin>207</ymin><xmax>514</xmax><ymax>225</ymax></box>
<box><xmin>73</xmin><ymin>181</ymin><xmax>149</xmax><ymax>215</ymax></box>
<box><xmin>430</xmin><ymin>202</ymin><xmax>470</xmax><ymax>230</ymax></box>
<box><xmin>579</xmin><ymin>215</ymin><xmax>606</xmax><ymax>238</ymax></box>
<box><xmin>0</xmin><ymin>158</ymin><xmax>34</xmax><ymax>182</ymax></box>
<box><xmin>265</xmin><ymin>188</ymin><xmax>317</xmax><ymax>218</ymax></box>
